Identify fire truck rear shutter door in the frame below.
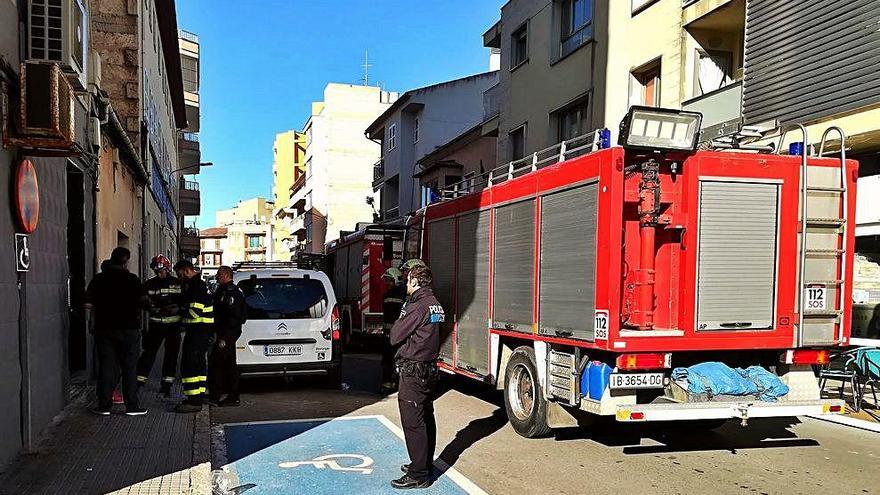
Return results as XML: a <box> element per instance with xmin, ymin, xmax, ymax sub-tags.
<box><xmin>539</xmin><ymin>183</ymin><xmax>598</xmax><ymax>340</ymax></box>
<box><xmin>347</xmin><ymin>241</ymin><xmax>362</xmax><ymax>300</ymax></box>
<box><xmin>697</xmin><ymin>180</ymin><xmax>779</xmax><ymax>330</ymax></box>
<box><xmin>428</xmin><ymin>218</ymin><xmax>456</xmax><ymax>364</ymax></box>
<box><xmin>455</xmin><ymin>210</ymin><xmax>491</xmax><ymax>375</ymax></box>
<box><xmin>493</xmin><ymin>200</ymin><xmax>535</xmax><ymax>332</ymax></box>
<box><xmin>334</xmin><ymin>245</ymin><xmax>350</xmax><ymax>298</ymax></box>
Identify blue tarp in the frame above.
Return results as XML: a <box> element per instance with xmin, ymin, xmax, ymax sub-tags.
<box><xmin>672</xmin><ymin>362</ymin><xmax>789</xmax><ymax>402</ymax></box>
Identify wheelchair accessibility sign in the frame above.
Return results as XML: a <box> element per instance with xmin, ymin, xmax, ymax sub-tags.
<box><xmin>221</xmin><ymin>415</ymin><xmax>485</xmax><ymax>494</ymax></box>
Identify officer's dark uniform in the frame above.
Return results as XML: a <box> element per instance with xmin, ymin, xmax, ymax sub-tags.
<box><xmin>137</xmin><ymin>274</ymin><xmax>183</xmax><ymax>392</ymax></box>
<box><xmin>381</xmin><ymin>283</ymin><xmax>406</xmax><ymax>387</ymax></box>
<box><xmin>208</xmin><ymin>280</ymin><xmax>246</xmax><ymax>403</ymax></box>
<box><xmin>178</xmin><ymin>276</ymin><xmax>214</xmax><ymax>406</ymax></box>
<box><xmin>390</xmin><ymin>287</ymin><xmax>444</xmax><ymax>483</ymax></box>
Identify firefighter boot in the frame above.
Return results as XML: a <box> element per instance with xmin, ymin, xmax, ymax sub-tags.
<box><xmin>174</xmin><ymin>401</ymin><xmax>203</xmax><ymax>413</ymax></box>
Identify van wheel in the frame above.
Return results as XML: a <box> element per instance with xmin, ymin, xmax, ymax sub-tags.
<box><xmin>503</xmin><ymin>346</ymin><xmax>551</xmax><ymax>438</ymax></box>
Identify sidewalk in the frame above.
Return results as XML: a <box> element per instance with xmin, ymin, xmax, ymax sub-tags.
<box><xmin>0</xmin><ymin>382</ymin><xmax>211</xmax><ymax>495</ymax></box>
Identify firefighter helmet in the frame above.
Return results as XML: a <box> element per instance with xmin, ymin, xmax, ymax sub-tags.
<box><xmin>382</xmin><ymin>267</ymin><xmax>403</xmax><ymax>285</ymax></box>
<box><xmin>150</xmin><ymin>254</ymin><xmax>172</xmax><ymax>273</ymax></box>
<box><xmin>400</xmin><ymin>258</ymin><xmax>426</xmax><ymax>273</ymax></box>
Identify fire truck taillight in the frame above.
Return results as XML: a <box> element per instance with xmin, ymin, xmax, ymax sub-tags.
<box><xmin>331</xmin><ymin>305</ymin><xmax>341</xmax><ymax>341</ymax></box>
<box><xmin>615</xmin><ymin>353</ymin><xmax>672</xmax><ymax>371</ymax></box>
<box><xmin>618</xmin><ymin>106</ymin><xmax>702</xmax><ymax>152</ymax></box>
<box><xmin>782</xmin><ymin>349</ymin><xmax>830</xmax><ymax>365</ymax></box>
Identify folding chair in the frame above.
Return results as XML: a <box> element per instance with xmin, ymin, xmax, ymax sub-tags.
<box><xmin>855</xmin><ymin>348</ymin><xmax>880</xmax><ymax>415</ymax></box>
<box><xmin>819</xmin><ymin>349</ymin><xmax>860</xmax><ymax>410</ymax></box>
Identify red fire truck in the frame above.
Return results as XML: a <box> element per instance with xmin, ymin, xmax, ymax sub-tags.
<box><xmin>325</xmin><ymin>224</ymin><xmax>405</xmax><ymax>341</ymax></box>
<box><xmin>404</xmin><ymin>107</ymin><xmax>855</xmax><ymax>437</ymax></box>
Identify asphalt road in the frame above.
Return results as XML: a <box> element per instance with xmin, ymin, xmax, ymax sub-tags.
<box><xmin>212</xmin><ymin>353</ymin><xmax>877</xmax><ymax>495</ymax></box>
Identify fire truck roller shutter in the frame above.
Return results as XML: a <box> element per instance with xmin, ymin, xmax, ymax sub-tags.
<box><xmin>333</xmin><ymin>245</ymin><xmax>350</xmax><ymax>298</ymax></box>
<box><xmin>493</xmin><ymin>200</ymin><xmax>536</xmax><ymax>332</ymax></box>
<box><xmin>427</xmin><ymin>218</ymin><xmax>456</xmax><ymax>364</ymax></box>
<box><xmin>696</xmin><ymin>181</ymin><xmax>779</xmax><ymax>331</ymax></box>
<box><xmin>347</xmin><ymin>241</ymin><xmax>362</xmax><ymax>300</ymax></box>
<box><xmin>455</xmin><ymin>210</ymin><xmax>491</xmax><ymax>375</ymax></box>
<box><xmin>539</xmin><ymin>183</ymin><xmax>599</xmax><ymax>340</ymax></box>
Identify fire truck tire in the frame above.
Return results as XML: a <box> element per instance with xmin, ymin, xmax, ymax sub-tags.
<box><xmin>503</xmin><ymin>346</ymin><xmax>552</xmax><ymax>438</ymax></box>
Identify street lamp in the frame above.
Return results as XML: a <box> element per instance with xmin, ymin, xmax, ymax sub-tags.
<box><xmin>171</xmin><ymin>161</ymin><xmax>213</xmax><ymax>176</ymax></box>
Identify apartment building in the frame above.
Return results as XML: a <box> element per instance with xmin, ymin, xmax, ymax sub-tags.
<box><xmin>177</xmin><ymin>29</ymin><xmax>202</xmax><ymax>261</ymax></box>
<box><xmin>287</xmin><ymin>84</ymin><xmax>398</xmax><ymax>254</ymax></box>
<box><xmin>200</xmin><ymin>197</ymin><xmax>275</xmax><ymax>273</ymax></box>
<box><xmin>415</xmin><ymin>124</ymin><xmax>498</xmax><ymax>205</ymax></box>
<box><xmin>366</xmin><ymin>72</ymin><xmax>498</xmax><ymax>222</ymax></box>
<box><xmin>272</xmin><ymin>130</ymin><xmax>307</xmax><ymax>260</ymax></box>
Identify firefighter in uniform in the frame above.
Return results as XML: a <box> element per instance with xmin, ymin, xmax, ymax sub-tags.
<box><xmin>136</xmin><ymin>255</ymin><xmax>183</xmax><ymax>396</ymax></box>
<box><xmin>173</xmin><ymin>260</ymin><xmax>214</xmax><ymax>413</ymax></box>
<box><xmin>208</xmin><ymin>266</ymin><xmax>246</xmax><ymax>407</ymax></box>
<box><xmin>380</xmin><ymin>267</ymin><xmax>406</xmax><ymax>393</ymax></box>
<box><xmin>390</xmin><ymin>265</ymin><xmax>443</xmax><ymax>490</ymax></box>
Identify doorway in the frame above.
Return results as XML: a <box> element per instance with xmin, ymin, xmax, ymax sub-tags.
<box><xmin>67</xmin><ymin>164</ymin><xmax>87</xmax><ymax>374</ymax></box>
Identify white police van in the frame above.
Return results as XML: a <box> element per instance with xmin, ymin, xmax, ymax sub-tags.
<box><xmin>232</xmin><ymin>261</ymin><xmax>341</xmax><ymax>386</ymax></box>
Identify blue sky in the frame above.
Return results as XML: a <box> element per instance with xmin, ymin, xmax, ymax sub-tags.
<box><xmin>177</xmin><ymin>0</ymin><xmax>506</xmax><ymax>227</ymax></box>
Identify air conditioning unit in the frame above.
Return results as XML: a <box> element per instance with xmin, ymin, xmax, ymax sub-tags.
<box><xmin>27</xmin><ymin>0</ymin><xmax>88</xmax><ymax>91</ymax></box>
<box><xmin>11</xmin><ymin>60</ymin><xmax>78</xmax><ymax>154</ymax></box>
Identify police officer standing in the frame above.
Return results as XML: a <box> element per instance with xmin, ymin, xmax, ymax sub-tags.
<box><xmin>380</xmin><ymin>267</ymin><xmax>406</xmax><ymax>393</ymax></box>
<box><xmin>173</xmin><ymin>260</ymin><xmax>214</xmax><ymax>413</ymax></box>
<box><xmin>390</xmin><ymin>265</ymin><xmax>444</xmax><ymax>490</ymax></box>
<box><xmin>208</xmin><ymin>266</ymin><xmax>247</xmax><ymax>407</ymax></box>
<box><xmin>136</xmin><ymin>255</ymin><xmax>183</xmax><ymax>396</ymax></box>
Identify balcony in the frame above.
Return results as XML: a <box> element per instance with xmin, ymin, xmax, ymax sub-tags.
<box><xmin>682</xmin><ymin>81</ymin><xmax>743</xmax><ymax>138</ymax></box>
<box><xmin>857</xmin><ymin>175</ymin><xmax>880</xmax><ymax>237</ymax></box>
<box><xmin>372</xmin><ymin>159</ymin><xmax>385</xmax><ymax>189</ymax></box>
<box><xmin>180</xmin><ymin>227</ymin><xmax>201</xmax><ymax>257</ymax></box>
<box><xmin>483</xmin><ymin>84</ymin><xmax>500</xmax><ymax>123</ymax></box>
<box><xmin>290</xmin><ymin>174</ymin><xmax>306</xmax><ymax>196</ymax></box>
<box><xmin>179</xmin><ymin>179</ymin><xmax>200</xmax><ymax>216</ymax></box>
<box><xmin>178</xmin><ymin>132</ymin><xmax>201</xmax><ymax>173</ymax></box>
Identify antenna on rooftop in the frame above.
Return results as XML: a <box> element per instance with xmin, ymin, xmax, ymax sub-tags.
<box><xmin>361</xmin><ymin>50</ymin><xmax>372</xmax><ymax>86</ymax></box>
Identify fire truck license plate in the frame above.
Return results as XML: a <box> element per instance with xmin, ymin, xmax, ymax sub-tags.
<box><xmin>609</xmin><ymin>373</ymin><xmax>664</xmax><ymax>390</ymax></box>
<box><xmin>264</xmin><ymin>344</ymin><xmax>303</xmax><ymax>356</ymax></box>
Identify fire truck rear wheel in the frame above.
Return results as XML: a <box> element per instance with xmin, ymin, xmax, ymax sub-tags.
<box><xmin>504</xmin><ymin>346</ymin><xmax>552</xmax><ymax>438</ymax></box>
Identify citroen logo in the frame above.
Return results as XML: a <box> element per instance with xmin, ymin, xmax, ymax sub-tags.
<box><xmin>278</xmin><ymin>323</ymin><xmax>288</xmax><ymax>331</ymax></box>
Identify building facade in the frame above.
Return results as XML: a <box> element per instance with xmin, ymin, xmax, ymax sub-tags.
<box><xmin>200</xmin><ymin>198</ymin><xmax>275</xmax><ymax>273</ymax></box>
<box><xmin>415</xmin><ymin>124</ymin><xmax>498</xmax><ymax>205</ymax></box>
<box><xmin>287</xmin><ymin>84</ymin><xmax>398</xmax><ymax>254</ymax></box>
<box><xmin>177</xmin><ymin>29</ymin><xmax>202</xmax><ymax>261</ymax></box>
<box><xmin>366</xmin><ymin>72</ymin><xmax>498</xmax><ymax>222</ymax></box>
<box><xmin>198</xmin><ymin>226</ymin><xmax>228</xmax><ymax>278</ymax></box>
<box><xmin>272</xmin><ymin>130</ymin><xmax>306</xmax><ymax>260</ymax></box>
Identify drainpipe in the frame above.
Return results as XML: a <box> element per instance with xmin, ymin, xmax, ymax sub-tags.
<box><xmin>636</xmin><ymin>159</ymin><xmax>661</xmax><ymax>330</ymax></box>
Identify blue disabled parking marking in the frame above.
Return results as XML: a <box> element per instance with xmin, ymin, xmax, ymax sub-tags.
<box><xmin>222</xmin><ymin>415</ymin><xmax>486</xmax><ymax>495</ymax></box>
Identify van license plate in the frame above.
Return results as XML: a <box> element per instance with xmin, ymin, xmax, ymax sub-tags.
<box><xmin>265</xmin><ymin>344</ymin><xmax>303</xmax><ymax>356</ymax></box>
<box><xmin>609</xmin><ymin>372</ymin><xmax>664</xmax><ymax>390</ymax></box>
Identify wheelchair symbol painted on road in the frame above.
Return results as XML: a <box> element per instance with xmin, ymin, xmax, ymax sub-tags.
<box><xmin>279</xmin><ymin>454</ymin><xmax>374</xmax><ymax>475</ymax></box>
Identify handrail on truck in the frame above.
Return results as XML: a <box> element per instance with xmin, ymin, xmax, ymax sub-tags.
<box><xmin>818</xmin><ymin>126</ymin><xmax>849</xmax><ymax>344</ymax></box>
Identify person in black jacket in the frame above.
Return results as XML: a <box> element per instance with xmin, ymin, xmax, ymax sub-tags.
<box><xmin>85</xmin><ymin>247</ymin><xmax>148</xmax><ymax>416</ymax></box>
<box><xmin>381</xmin><ymin>267</ymin><xmax>406</xmax><ymax>393</ymax></box>
<box><xmin>173</xmin><ymin>260</ymin><xmax>214</xmax><ymax>413</ymax></box>
<box><xmin>390</xmin><ymin>265</ymin><xmax>444</xmax><ymax>490</ymax></box>
<box><xmin>208</xmin><ymin>266</ymin><xmax>246</xmax><ymax>407</ymax></box>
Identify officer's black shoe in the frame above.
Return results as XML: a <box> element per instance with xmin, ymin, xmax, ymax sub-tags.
<box><xmin>218</xmin><ymin>396</ymin><xmax>240</xmax><ymax>407</ymax></box>
<box><xmin>400</xmin><ymin>464</ymin><xmax>409</xmax><ymax>474</ymax></box>
<box><xmin>91</xmin><ymin>406</ymin><xmax>111</xmax><ymax>416</ymax></box>
<box><xmin>390</xmin><ymin>475</ymin><xmax>430</xmax><ymax>490</ymax></box>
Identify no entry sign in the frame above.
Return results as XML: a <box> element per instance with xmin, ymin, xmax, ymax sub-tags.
<box><xmin>14</xmin><ymin>159</ymin><xmax>40</xmax><ymax>234</ymax></box>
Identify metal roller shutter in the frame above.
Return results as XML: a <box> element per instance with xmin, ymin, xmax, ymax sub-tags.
<box><xmin>697</xmin><ymin>181</ymin><xmax>779</xmax><ymax>330</ymax></box>
<box><xmin>539</xmin><ymin>184</ymin><xmax>598</xmax><ymax>340</ymax></box>
<box><xmin>456</xmin><ymin>211</ymin><xmax>491</xmax><ymax>374</ymax></box>
<box><xmin>346</xmin><ymin>241</ymin><xmax>362</xmax><ymax>300</ymax></box>
<box><xmin>333</xmin><ymin>246</ymin><xmax>349</xmax><ymax>298</ymax></box>
<box><xmin>427</xmin><ymin>218</ymin><xmax>456</xmax><ymax>363</ymax></box>
<box><xmin>493</xmin><ymin>200</ymin><xmax>535</xmax><ymax>332</ymax></box>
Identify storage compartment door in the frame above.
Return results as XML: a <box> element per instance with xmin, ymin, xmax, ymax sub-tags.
<box><xmin>427</xmin><ymin>218</ymin><xmax>456</xmax><ymax>363</ymax></box>
<box><xmin>346</xmin><ymin>241</ymin><xmax>363</xmax><ymax>301</ymax></box>
<box><xmin>455</xmin><ymin>211</ymin><xmax>491</xmax><ymax>375</ymax></box>
<box><xmin>539</xmin><ymin>183</ymin><xmax>598</xmax><ymax>340</ymax></box>
<box><xmin>333</xmin><ymin>245</ymin><xmax>350</xmax><ymax>298</ymax></box>
<box><xmin>493</xmin><ymin>200</ymin><xmax>535</xmax><ymax>332</ymax></box>
<box><xmin>697</xmin><ymin>181</ymin><xmax>779</xmax><ymax>330</ymax></box>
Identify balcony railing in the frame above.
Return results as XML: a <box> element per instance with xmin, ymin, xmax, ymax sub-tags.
<box><xmin>182</xmin><ymin>132</ymin><xmax>199</xmax><ymax>143</ymax></box>
<box><xmin>483</xmin><ymin>83</ymin><xmax>500</xmax><ymax>121</ymax></box>
<box><xmin>290</xmin><ymin>174</ymin><xmax>306</xmax><ymax>195</ymax></box>
<box><xmin>681</xmin><ymin>81</ymin><xmax>743</xmax><ymax>134</ymax></box>
<box><xmin>181</xmin><ymin>179</ymin><xmax>199</xmax><ymax>191</ymax></box>
<box><xmin>179</xmin><ymin>30</ymin><xmax>200</xmax><ymax>43</ymax></box>
<box><xmin>373</xmin><ymin>159</ymin><xmax>385</xmax><ymax>183</ymax></box>
<box><xmin>182</xmin><ymin>227</ymin><xmax>200</xmax><ymax>238</ymax></box>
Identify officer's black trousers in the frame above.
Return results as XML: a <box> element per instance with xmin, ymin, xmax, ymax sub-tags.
<box><xmin>208</xmin><ymin>339</ymin><xmax>239</xmax><ymax>400</ymax></box>
<box><xmin>180</xmin><ymin>326</ymin><xmax>212</xmax><ymax>404</ymax></box>
<box><xmin>398</xmin><ymin>373</ymin><xmax>437</xmax><ymax>481</ymax></box>
<box><xmin>96</xmin><ymin>329</ymin><xmax>141</xmax><ymax>409</ymax></box>
<box><xmin>136</xmin><ymin>322</ymin><xmax>181</xmax><ymax>385</ymax></box>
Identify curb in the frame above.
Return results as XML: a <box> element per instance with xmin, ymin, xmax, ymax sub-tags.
<box><xmin>807</xmin><ymin>413</ymin><xmax>880</xmax><ymax>433</ymax></box>
<box><xmin>191</xmin><ymin>405</ymin><xmax>213</xmax><ymax>494</ymax></box>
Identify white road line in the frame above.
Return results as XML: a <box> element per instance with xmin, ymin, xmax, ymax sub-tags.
<box><xmin>806</xmin><ymin>414</ymin><xmax>880</xmax><ymax>433</ymax></box>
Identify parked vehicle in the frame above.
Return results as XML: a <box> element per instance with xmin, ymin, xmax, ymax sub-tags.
<box><xmin>325</xmin><ymin>225</ymin><xmax>405</xmax><ymax>342</ymax></box>
<box><xmin>406</xmin><ymin>106</ymin><xmax>854</xmax><ymax>437</ymax></box>
<box><xmin>232</xmin><ymin>261</ymin><xmax>341</xmax><ymax>386</ymax></box>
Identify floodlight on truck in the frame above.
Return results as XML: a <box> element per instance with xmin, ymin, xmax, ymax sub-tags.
<box><xmin>619</xmin><ymin>106</ymin><xmax>702</xmax><ymax>152</ymax></box>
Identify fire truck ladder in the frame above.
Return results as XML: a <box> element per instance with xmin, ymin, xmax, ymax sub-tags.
<box><xmin>778</xmin><ymin>125</ymin><xmax>849</xmax><ymax>346</ymax></box>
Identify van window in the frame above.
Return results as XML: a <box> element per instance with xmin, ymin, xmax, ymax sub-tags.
<box><xmin>238</xmin><ymin>278</ymin><xmax>328</xmax><ymax>320</ymax></box>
